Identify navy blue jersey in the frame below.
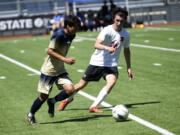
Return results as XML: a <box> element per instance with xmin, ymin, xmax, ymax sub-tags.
<box><xmin>40</xmin><ymin>28</ymin><xmax>76</xmax><ymax>76</ymax></box>
<box><xmin>51</xmin><ymin>28</ymin><xmax>75</xmax><ymax>47</ymax></box>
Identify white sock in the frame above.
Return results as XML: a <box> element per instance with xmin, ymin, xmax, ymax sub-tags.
<box><xmin>90</xmin><ymin>87</ymin><xmax>108</xmax><ymax>108</ymax></box>
<box><xmin>28</xmin><ymin>112</ymin><xmax>33</xmax><ymax>117</ymax></box>
<box><xmin>66</xmin><ymin>91</ymin><xmax>77</xmax><ymax>102</ymax></box>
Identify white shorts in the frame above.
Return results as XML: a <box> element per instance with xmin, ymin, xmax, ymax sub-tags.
<box><xmin>37</xmin><ymin>72</ymin><xmax>72</xmax><ymax>95</ymax></box>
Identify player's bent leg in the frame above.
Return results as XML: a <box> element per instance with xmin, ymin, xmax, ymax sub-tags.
<box><xmin>57</xmin><ymin>84</ymin><xmax>75</xmax><ymax>111</ymax></box>
<box><xmin>74</xmin><ymin>79</ymin><xmax>88</xmax><ymax>91</ymax></box>
<box><xmin>88</xmin><ymin>75</ymin><xmax>117</xmax><ymax>113</ymax></box>
<box><xmin>40</xmin><ymin>93</ymin><xmax>49</xmax><ymax>101</ymax></box>
<box><xmin>63</xmin><ymin>83</ymin><xmax>75</xmax><ymax>95</ymax></box>
<box><xmin>47</xmin><ymin>98</ymin><xmax>55</xmax><ymax>118</ymax></box>
<box><xmin>27</xmin><ymin>94</ymin><xmax>48</xmax><ymax>124</ymax></box>
<box><xmin>89</xmin><ymin>87</ymin><xmax>107</xmax><ymax>113</ymax></box>
<box><xmin>58</xmin><ymin>98</ymin><xmax>74</xmax><ymax>111</ymax></box>
<box><xmin>58</xmin><ymin>79</ymin><xmax>88</xmax><ymax>111</ymax></box>
<box><xmin>47</xmin><ymin>84</ymin><xmax>74</xmax><ymax>117</ymax></box>
<box><xmin>105</xmin><ymin>74</ymin><xmax>117</xmax><ymax>93</ymax></box>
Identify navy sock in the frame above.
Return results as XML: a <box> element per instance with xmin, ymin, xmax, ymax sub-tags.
<box><xmin>30</xmin><ymin>97</ymin><xmax>44</xmax><ymax>115</ymax></box>
<box><xmin>55</xmin><ymin>90</ymin><xmax>69</xmax><ymax>102</ymax></box>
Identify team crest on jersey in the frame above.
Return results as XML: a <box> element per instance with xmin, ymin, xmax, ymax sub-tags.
<box><xmin>111</xmin><ymin>41</ymin><xmax>118</xmax><ymax>48</ymax></box>
<box><xmin>120</xmin><ymin>37</ymin><xmax>124</xmax><ymax>41</ymax></box>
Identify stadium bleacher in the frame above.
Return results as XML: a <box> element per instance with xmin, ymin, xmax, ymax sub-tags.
<box><xmin>0</xmin><ymin>0</ymin><xmax>180</xmax><ymax>37</ymax></box>
<box><xmin>0</xmin><ymin>0</ymin><xmax>165</xmax><ymax>17</ymax></box>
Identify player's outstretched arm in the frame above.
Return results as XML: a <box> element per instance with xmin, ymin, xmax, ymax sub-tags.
<box><xmin>47</xmin><ymin>48</ymin><xmax>75</xmax><ymax>65</ymax></box>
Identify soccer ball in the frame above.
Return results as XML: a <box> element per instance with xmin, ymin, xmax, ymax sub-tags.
<box><xmin>112</xmin><ymin>104</ymin><xmax>129</xmax><ymax>121</ymax></box>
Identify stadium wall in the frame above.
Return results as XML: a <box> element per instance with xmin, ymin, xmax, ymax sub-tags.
<box><xmin>129</xmin><ymin>4</ymin><xmax>180</xmax><ymax>25</ymax></box>
<box><xmin>0</xmin><ymin>2</ymin><xmax>180</xmax><ymax>37</ymax></box>
<box><xmin>166</xmin><ymin>4</ymin><xmax>180</xmax><ymax>22</ymax></box>
<box><xmin>0</xmin><ymin>15</ymin><xmax>53</xmax><ymax>37</ymax></box>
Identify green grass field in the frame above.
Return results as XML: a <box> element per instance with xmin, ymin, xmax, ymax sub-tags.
<box><xmin>0</xmin><ymin>25</ymin><xmax>180</xmax><ymax>135</ymax></box>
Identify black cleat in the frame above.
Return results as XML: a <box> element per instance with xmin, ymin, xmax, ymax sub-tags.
<box><xmin>47</xmin><ymin>98</ymin><xmax>55</xmax><ymax>118</ymax></box>
<box><xmin>26</xmin><ymin>114</ymin><xmax>38</xmax><ymax>125</ymax></box>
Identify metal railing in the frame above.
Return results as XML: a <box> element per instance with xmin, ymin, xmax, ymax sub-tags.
<box><xmin>0</xmin><ymin>0</ymin><xmax>166</xmax><ymax>18</ymax></box>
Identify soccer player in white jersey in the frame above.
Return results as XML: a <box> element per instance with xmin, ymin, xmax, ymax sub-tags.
<box><xmin>57</xmin><ymin>7</ymin><xmax>134</xmax><ymax>113</ymax></box>
<box><xmin>26</xmin><ymin>15</ymin><xmax>81</xmax><ymax>125</ymax></box>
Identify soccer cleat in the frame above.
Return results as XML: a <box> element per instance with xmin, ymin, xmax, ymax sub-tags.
<box><xmin>47</xmin><ymin>98</ymin><xmax>55</xmax><ymax>118</ymax></box>
<box><xmin>26</xmin><ymin>114</ymin><xmax>38</xmax><ymax>125</ymax></box>
<box><xmin>58</xmin><ymin>98</ymin><xmax>73</xmax><ymax>111</ymax></box>
<box><xmin>89</xmin><ymin>107</ymin><xmax>104</xmax><ymax>113</ymax></box>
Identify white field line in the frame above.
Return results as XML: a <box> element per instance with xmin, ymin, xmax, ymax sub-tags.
<box><xmin>77</xmin><ymin>36</ymin><xmax>180</xmax><ymax>53</ymax></box>
<box><xmin>0</xmin><ymin>53</ymin><xmax>175</xmax><ymax>135</ymax></box>
<box><xmin>131</xmin><ymin>43</ymin><xmax>180</xmax><ymax>52</ymax></box>
<box><xmin>145</xmin><ymin>27</ymin><xmax>180</xmax><ymax>32</ymax></box>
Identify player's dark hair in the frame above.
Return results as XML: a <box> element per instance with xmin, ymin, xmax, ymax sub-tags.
<box><xmin>112</xmin><ymin>7</ymin><xmax>128</xmax><ymax>20</ymax></box>
<box><xmin>64</xmin><ymin>15</ymin><xmax>81</xmax><ymax>29</ymax></box>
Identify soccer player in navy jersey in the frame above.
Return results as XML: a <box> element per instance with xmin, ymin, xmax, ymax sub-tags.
<box><xmin>26</xmin><ymin>15</ymin><xmax>81</xmax><ymax>125</ymax></box>
<box><xmin>57</xmin><ymin>7</ymin><xmax>134</xmax><ymax>113</ymax></box>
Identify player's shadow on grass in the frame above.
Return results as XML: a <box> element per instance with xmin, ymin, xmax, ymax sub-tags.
<box><xmin>124</xmin><ymin>101</ymin><xmax>161</xmax><ymax>108</ymax></box>
<box><xmin>62</xmin><ymin>101</ymin><xmax>161</xmax><ymax>112</ymax></box>
<box><xmin>39</xmin><ymin>101</ymin><xmax>160</xmax><ymax>125</ymax></box>
<box><xmin>40</xmin><ymin>114</ymin><xmax>112</xmax><ymax>125</ymax></box>
<box><xmin>102</xmin><ymin>101</ymin><xmax>161</xmax><ymax>110</ymax></box>
<box><xmin>89</xmin><ymin>101</ymin><xmax>161</xmax><ymax>111</ymax></box>
<box><xmin>64</xmin><ymin>101</ymin><xmax>161</xmax><ymax>111</ymax></box>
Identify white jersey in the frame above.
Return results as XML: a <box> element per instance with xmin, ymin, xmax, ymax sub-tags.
<box><xmin>90</xmin><ymin>25</ymin><xmax>130</xmax><ymax>67</ymax></box>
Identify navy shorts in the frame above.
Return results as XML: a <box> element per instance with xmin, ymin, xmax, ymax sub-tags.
<box><xmin>82</xmin><ymin>65</ymin><xmax>118</xmax><ymax>81</ymax></box>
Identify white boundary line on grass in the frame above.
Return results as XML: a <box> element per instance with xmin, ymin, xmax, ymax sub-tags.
<box><xmin>0</xmin><ymin>53</ymin><xmax>175</xmax><ymax>135</ymax></box>
<box><xmin>77</xmin><ymin>36</ymin><xmax>180</xmax><ymax>53</ymax></box>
